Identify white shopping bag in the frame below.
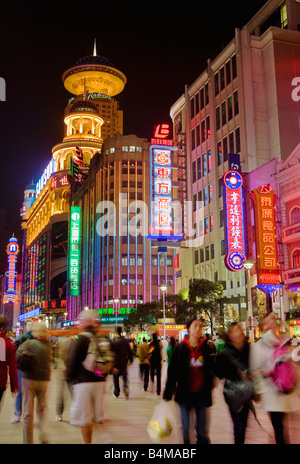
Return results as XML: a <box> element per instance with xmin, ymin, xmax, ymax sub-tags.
<box><xmin>147</xmin><ymin>401</ymin><xmax>180</xmax><ymax>443</ymax></box>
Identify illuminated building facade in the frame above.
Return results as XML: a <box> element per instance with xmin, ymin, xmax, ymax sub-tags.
<box><xmin>170</xmin><ymin>0</ymin><xmax>300</xmax><ymax>321</ymax></box>
<box><xmin>68</xmin><ymin>133</ymin><xmax>177</xmax><ymax>330</ymax></box>
<box><xmin>20</xmin><ymin>47</ymin><xmax>125</xmax><ymax>327</ymax></box>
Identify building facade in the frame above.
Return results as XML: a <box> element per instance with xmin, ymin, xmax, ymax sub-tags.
<box><xmin>68</xmin><ymin>133</ymin><xmax>178</xmax><ymax>331</ymax></box>
<box><xmin>170</xmin><ymin>0</ymin><xmax>300</xmax><ymax>323</ymax></box>
<box><xmin>19</xmin><ymin>49</ymin><xmax>126</xmax><ymax>328</ymax></box>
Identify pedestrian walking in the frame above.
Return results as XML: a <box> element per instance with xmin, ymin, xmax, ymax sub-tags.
<box><xmin>148</xmin><ymin>333</ymin><xmax>162</xmax><ymax>395</ymax></box>
<box><xmin>163</xmin><ymin>315</ymin><xmax>215</xmax><ymax>444</ymax></box>
<box><xmin>0</xmin><ymin>315</ymin><xmax>18</xmax><ymax>410</ymax></box>
<box><xmin>55</xmin><ymin>335</ymin><xmax>74</xmax><ymax>422</ymax></box>
<box><xmin>111</xmin><ymin>326</ymin><xmax>133</xmax><ymax>399</ymax></box>
<box><xmin>137</xmin><ymin>337</ymin><xmax>150</xmax><ymax>391</ymax></box>
<box><xmin>216</xmin><ymin>322</ymin><xmax>254</xmax><ymax>444</ymax></box>
<box><xmin>16</xmin><ymin>321</ymin><xmax>51</xmax><ymax>444</ymax></box>
<box><xmin>67</xmin><ymin>310</ymin><xmax>114</xmax><ymax>444</ymax></box>
<box><xmin>250</xmin><ymin>312</ymin><xmax>300</xmax><ymax>444</ymax></box>
<box><xmin>11</xmin><ymin>327</ymin><xmax>34</xmax><ymax>423</ymax></box>
<box><xmin>166</xmin><ymin>337</ymin><xmax>176</xmax><ymax>366</ymax></box>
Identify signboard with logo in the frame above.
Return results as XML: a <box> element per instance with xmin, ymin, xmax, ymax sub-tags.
<box><xmin>223</xmin><ymin>170</ymin><xmax>246</xmax><ymax>271</ymax></box>
<box><xmin>250</xmin><ymin>185</ymin><xmax>280</xmax><ymax>285</ymax></box>
<box><xmin>68</xmin><ymin>207</ymin><xmax>81</xmax><ymax>296</ymax></box>
<box><xmin>3</xmin><ymin>236</ymin><xmax>19</xmax><ymax>304</ymax></box>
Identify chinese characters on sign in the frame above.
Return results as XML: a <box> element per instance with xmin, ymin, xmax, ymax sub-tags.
<box><xmin>223</xmin><ymin>171</ymin><xmax>246</xmax><ymax>271</ymax></box>
<box><xmin>68</xmin><ymin>207</ymin><xmax>81</xmax><ymax>296</ymax></box>
<box><xmin>51</xmin><ymin>174</ymin><xmax>69</xmax><ymax>190</ymax></box>
<box><xmin>3</xmin><ymin>236</ymin><xmax>19</xmax><ymax>304</ymax></box>
<box><xmin>250</xmin><ymin>185</ymin><xmax>280</xmax><ymax>285</ymax></box>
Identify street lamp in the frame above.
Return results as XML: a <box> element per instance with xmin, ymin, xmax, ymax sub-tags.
<box><xmin>160</xmin><ymin>285</ymin><xmax>167</xmax><ymax>340</ymax></box>
<box><xmin>243</xmin><ymin>259</ymin><xmax>256</xmax><ymax>342</ymax></box>
<box><xmin>114</xmin><ymin>298</ymin><xmax>120</xmax><ymax>329</ymax></box>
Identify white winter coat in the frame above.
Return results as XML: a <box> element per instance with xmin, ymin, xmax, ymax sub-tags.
<box><xmin>250</xmin><ymin>330</ymin><xmax>300</xmax><ymax>412</ymax></box>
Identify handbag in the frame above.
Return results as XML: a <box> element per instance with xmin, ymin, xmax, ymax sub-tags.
<box><xmin>222</xmin><ymin>353</ymin><xmax>254</xmax><ymax>413</ymax></box>
<box><xmin>223</xmin><ymin>378</ymin><xmax>254</xmax><ymax>413</ymax></box>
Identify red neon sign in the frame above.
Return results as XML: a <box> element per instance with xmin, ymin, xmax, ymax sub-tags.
<box><xmin>250</xmin><ymin>186</ymin><xmax>280</xmax><ymax>285</ymax></box>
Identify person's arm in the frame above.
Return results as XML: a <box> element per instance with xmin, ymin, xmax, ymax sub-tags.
<box><xmin>6</xmin><ymin>339</ymin><xmax>18</xmax><ymax>394</ymax></box>
<box><xmin>163</xmin><ymin>344</ymin><xmax>180</xmax><ymax>401</ymax></box>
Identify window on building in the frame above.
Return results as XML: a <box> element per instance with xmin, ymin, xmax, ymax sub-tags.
<box><xmin>234</xmin><ymin>90</ymin><xmax>239</xmax><ymax>116</ymax></box>
<box><xmin>293</xmin><ymin>250</ymin><xmax>300</xmax><ymax>268</ymax></box>
<box><xmin>200</xmin><ymin>88</ymin><xmax>204</xmax><ymax>110</ymax></box>
<box><xmin>226</xmin><ymin>61</ymin><xmax>231</xmax><ymax>85</ymax></box>
<box><xmin>217</xmin><ymin>141</ymin><xmax>222</xmax><ymax>166</ymax></box>
<box><xmin>205</xmin><ymin>246</ymin><xmax>210</xmax><ymax>261</ymax></box>
<box><xmin>215</xmin><ymin>73</ymin><xmax>219</xmax><ymax>95</ymax></box>
<box><xmin>191</xmin><ymin>97</ymin><xmax>195</xmax><ymax>118</ymax></box>
<box><xmin>201</xmin><ymin>120</ymin><xmax>206</xmax><ymax>142</ymax></box>
<box><xmin>229</xmin><ymin>132</ymin><xmax>234</xmax><ymax>153</ymax></box>
<box><xmin>223</xmin><ymin>136</ymin><xmax>228</xmax><ymax>162</ymax></box>
<box><xmin>205</xmin><ymin>83</ymin><xmax>209</xmax><ymax>105</ymax></box>
<box><xmin>227</xmin><ymin>95</ymin><xmax>233</xmax><ymax>121</ymax></box>
<box><xmin>196</xmin><ymin>124</ymin><xmax>201</xmax><ymax>146</ymax></box>
<box><xmin>192</xmin><ymin>129</ymin><xmax>196</xmax><ymax>151</ymax></box>
<box><xmin>206</xmin><ymin>116</ymin><xmax>210</xmax><ymax>139</ymax></box>
<box><xmin>216</xmin><ymin>106</ymin><xmax>221</xmax><ymax>131</ymax></box>
<box><xmin>291</xmin><ymin>207</ymin><xmax>300</xmax><ymax>225</ymax></box>
<box><xmin>220</xmin><ymin>67</ymin><xmax>225</xmax><ymax>91</ymax></box>
<box><xmin>195</xmin><ymin>93</ymin><xmax>200</xmax><ymax>114</ymax></box>
<box><xmin>232</xmin><ymin>55</ymin><xmax>237</xmax><ymax>79</ymax></box>
<box><xmin>194</xmin><ymin>250</ymin><xmax>199</xmax><ymax>265</ymax></box>
<box><xmin>122</xmin><ymin>146</ymin><xmax>128</xmax><ymax>152</ymax></box>
<box><xmin>122</xmin><ymin>255</ymin><xmax>128</xmax><ymax>266</ymax></box>
<box><xmin>208</xmin><ymin>150</ymin><xmax>212</xmax><ymax>172</ymax></box>
<box><xmin>121</xmin><ymin>275</ymin><xmax>127</xmax><ymax>285</ymax></box>
<box><xmin>205</xmin><ymin>217</ymin><xmax>209</xmax><ymax>234</ymax></box>
<box><xmin>281</xmin><ymin>2</ymin><xmax>288</xmax><ymax>28</ymax></box>
<box><xmin>202</xmin><ymin>153</ymin><xmax>207</xmax><ymax>176</ymax></box>
<box><xmin>203</xmin><ymin>187</ymin><xmax>208</xmax><ymax>205</ymax></box>
<box><xmin>219</xmin><ymin>178</ymin><xmax>224</xmax><ymax>198</ymax></box>
<box><xmin>235</xmin><ymin>127</ymin><xmax>241</xmax><ymax>153</ymax></box>
<box><xmin>219</xmin><ymin>209</ymin><xmax>224</xmax><ymax>227</ymax></box>
<box><xmin>197</xmin><ymin>157</ymin><xmax>202</xmax><ymax>180</ymax></box>
<box><xmin>211</xmin><ymin>244</ymin><xmax>215</xmax><ymax>259</ymax></box>
<box><xmin>192</xmin><ymin>160</ymin><xmax>197</xmax><ymax>183</ymax></box>
<box><xmin>210</xmin><ymin>214</ymin><xmax>214</xmax><ymax>232</ymax></box>
<box><xmin>221</xmin><ymin>101</ymin><xmax>226</xmax><ymax>126</ymax></box>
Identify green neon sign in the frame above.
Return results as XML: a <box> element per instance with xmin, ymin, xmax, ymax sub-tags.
<box><xmin>68</xmin><ymin>206</ymin><xmax>81</xmax><ymax>296</ymax></box>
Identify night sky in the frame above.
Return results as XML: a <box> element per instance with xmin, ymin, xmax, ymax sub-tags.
<box><xmin>0</xmin><ymin>0</ymin><xmax>268</xmax><ymax>238</ymax></box>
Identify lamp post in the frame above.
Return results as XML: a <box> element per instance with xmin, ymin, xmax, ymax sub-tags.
<box><xmin>114</xmin><ymin>298</ymin><xmax>120</xmax><ymax>329</ymax></box>
<box><xmin>242</xmin><ymin>260</ymin><xmax>256</xmax><ymax>343</ymax></box>
<box><xmin>160</xmin><ymin>285</ymin><xmax>167</xmax><ymax>340</ymax></box>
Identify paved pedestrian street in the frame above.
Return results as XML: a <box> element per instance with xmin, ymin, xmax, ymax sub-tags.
<box><xmin>1</xmin><ymin>359</ymin><xmax>300</xmax><ymax>445</ymax></box>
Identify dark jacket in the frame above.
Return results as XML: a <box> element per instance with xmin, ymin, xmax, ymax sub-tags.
<box><xmin>112</xmin><ymin>336</ymin><xmax>133</xmax><ymax>375</ymax></box>
<box><xmin>66</xmin><ymin>330</ymin><xmax>108</xmax><ymax>383</ymax></box>
<box><xmin>148</xmin><ymin>340</ymin><xmax>162</xmax><ymax>367</ymax></box>
<box><xmin>17</xmin><ymin>338</ymin><xmax>51</xmax><ymax>381</ymax></box>
<box><xmin>0</xmin><ymin>331</ymin><xmax>18</xmax><ymax>392</ymax></box>
<box><xmin>215</xmin><ymin>341</ymin><xmax>250</xmax><ymax>382</ymax></box>
<box><xmin>163</xmin><ymin>336</ymin><xmax>215</xmax><ymax>407</ymax></box>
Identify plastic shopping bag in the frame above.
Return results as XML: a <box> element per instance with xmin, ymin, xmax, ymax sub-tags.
<box><xmin>147</xmin><ymin>401</ymin><xmax>175</xmax><ymax>442</ymax></box>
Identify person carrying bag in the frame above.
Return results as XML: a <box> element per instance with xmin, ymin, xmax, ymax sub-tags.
<box><xmin>216</xmin><ymin>322</ymin><xmax>255</xmax><ymax>444</ymax></box>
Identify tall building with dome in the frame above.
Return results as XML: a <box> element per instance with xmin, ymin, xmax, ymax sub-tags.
<box><xmin>19</xmin><ymin>46</ymin><xmax>127</xmax><ymax>329</ymax></box>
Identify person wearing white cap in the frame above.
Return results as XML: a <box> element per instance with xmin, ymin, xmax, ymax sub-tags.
<box><xmin>67</xmin><ymin>309</ymin><xmax>114</xmax><ymax>444</ymax></box>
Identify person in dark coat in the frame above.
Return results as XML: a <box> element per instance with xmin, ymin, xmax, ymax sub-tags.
<box><xmin>215</xmin><ymin>322</ymin><xmax>253</xmax><ymax>444</ymax></box>
<box><xmin>111</xmin><ymin>326</ymin><xmax>133</xmax><ymax>399</ymax></box>
<box><xmin>163</xmin><ymin>316</ymin><xmax>215</xmax><ymax>444</ymax></box>
<box><xmin>148</xmin><ymin>332</ymin><xmax>162</xmax><ymax>395</ymax></box>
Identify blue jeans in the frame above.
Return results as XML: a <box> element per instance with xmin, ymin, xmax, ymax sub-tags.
<box><xmin>179</xmin><ymin>402</ymin><xmax>210</xmax><ymax>444</ymax></box>
<box><xmin>14</xmin><ymin>370</ymin><xmax>23</xmax><ymax>416</ymax></box>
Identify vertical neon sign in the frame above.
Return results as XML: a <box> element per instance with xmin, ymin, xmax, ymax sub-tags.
<box><xmin>223</xmin><ymin>170</ymin><xmax>246</xmax><ymax>271</ymax></box>
<box><xmin>148</xmin><ymin>124</ymin><xmax>181</xmax><ymax>241</ymax></box>
<box><xmin>250</xmin><ymin>185</ymin><xmax>280</xmax><ymax>286</ymax></box>
<box><xmin>68</xmin><ymin>206</ymin><xmax>81</xmax><ymax>296</ymax></box>
<box><xmin>3</xmin><ymin>236</ymin><xmax>19</xmax><ymax>304</ymax></box>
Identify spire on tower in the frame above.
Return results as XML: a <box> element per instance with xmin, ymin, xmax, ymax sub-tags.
<box><xmin>93</xmin><ymin>38</ymin><xmax>97</xmax><ymax>57</ymax></box>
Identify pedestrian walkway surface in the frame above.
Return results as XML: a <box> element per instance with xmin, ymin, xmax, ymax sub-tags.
<box><xmin>1</xmin><ymin>359</ymin><xmax>300</xmax><ymax>445</ymax></box>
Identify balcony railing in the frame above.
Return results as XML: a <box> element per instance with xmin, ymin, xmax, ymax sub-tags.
<box><xmin>282</xmin><ymin>222</ymin><xmax>300</xmax><ymax>243</ymax></box>
<box><xmin>284</xmin><ymin>267</ymin><xmax>300</xmax><ymax>285</ymax></box>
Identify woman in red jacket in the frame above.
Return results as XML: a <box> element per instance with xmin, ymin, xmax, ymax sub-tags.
<box><xmin>0</xmin><ymin>315</ymin><xmax>18</xmax><ymax>405</ymax></box>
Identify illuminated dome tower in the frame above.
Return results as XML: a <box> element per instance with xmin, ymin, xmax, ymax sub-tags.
<box><xmin>52</xmin><ymin>42</ymin><xmax>127</xmax><ymax>170</ymax></box>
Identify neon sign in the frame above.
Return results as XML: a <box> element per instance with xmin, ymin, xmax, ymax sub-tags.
<box><xmin>250</xmin><ymin>185</ymin><xmax>280</xmax><ymax>286</ymax></box>
<box><xmin>151</xmin><ymin>123</ymin><xmax>173</xmax><ymax>147</ymax></box>
<box><xmin>223</xmin><ymin>171</ymin><xmax>246</xmax><ymax>271</ymax></box>
<box><xmin>68</xmin><ymin>206</ymin><xmax>81</xmax><ymax>296</ymax></box>
<box><xmin>3</xmin><ymin>236</ymin><xmax>19</xmax><ymax>304</ymax></box>
<box><xmin>36</xmin><ymin>159</ymin><xmax>56</xmax><ymax>197</ymax></box>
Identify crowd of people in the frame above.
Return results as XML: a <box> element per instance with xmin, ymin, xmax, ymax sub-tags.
<box><xmin>0</xmin><ymin>310</ymin><xmax>299</xmax><ymax>445</ymax></box>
